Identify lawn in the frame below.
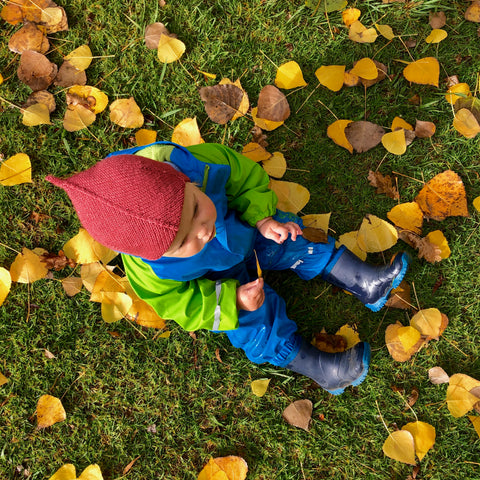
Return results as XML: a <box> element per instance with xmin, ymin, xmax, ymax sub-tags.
<box><xmin>1</xmin><ymin>0</ymin><xmax>480</xmax><ymax>479</ymax></box>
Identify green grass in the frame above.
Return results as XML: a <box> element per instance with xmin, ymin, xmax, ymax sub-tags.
<box><xmin>1</xmin><ymin>0</ymin><xmax>480</xmax><ymax>478</ymax></box>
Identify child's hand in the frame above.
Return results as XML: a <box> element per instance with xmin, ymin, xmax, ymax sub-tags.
<box><xmin>256</xmin><ymin>217</ymin><xmax>303</xmax><ymax>244</ymax></box>
<box><xmin>236</xmin><ymin>278</ymin><xmax>265</xmax><ymax>311</ymax></box>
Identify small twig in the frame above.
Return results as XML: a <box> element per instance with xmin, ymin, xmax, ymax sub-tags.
<box><xmin>411</xmin><ymin>281</ymin><xmax>420</xmax><ymax>311</ymax></box>
<box><xmin>391</xmin><ymin>171</ymin><xmax>425</xmax><ymax>185</ymax></box>
<box><xmin>259</xmin><ymin>50</ymin><xmax>278</xmax><ymax>69</ymax></box>
<box><xmin>442</xmin><ymin>336</ymin><xmax>469</xmax><ymax>357</ymax></box>
<box><xmin>375</xmin><ymin>153</ymin><xmax>389</xmax><ymax>172</ymax></box>
<box><xmin>394</xmin><ymin>389</ymin><xmax>418</xmax><ymax>421</ymax></box>
<box><xmin>296</xmin><ymin>84</ymin><xmax>322</xmax><ymax>115</ymax></box>
<box><xmin>317</xmin><ymin>99</ymin><xmax>338</xmax><ymax>121</ymax></box>
<box><xmin>375</xmin><ymin>399</ymin><xmax>391</xmax><ymax>434</ymax></box>
<box><xmin>397</xmin><ymin>36</ymin><xmax>415</xmax><ymax>62</ymax></box>
<box><xmin>0</xmin><ymin>241</ymin><xmax>22</xmax><ymax>255</ymax></box>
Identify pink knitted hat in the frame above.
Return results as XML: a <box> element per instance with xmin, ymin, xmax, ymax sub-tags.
<box><xmin>46</xmin><ymin>154</ymin><xmax>189</xmax><ymax>260</ymax></box>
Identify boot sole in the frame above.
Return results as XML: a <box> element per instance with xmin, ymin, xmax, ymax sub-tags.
<box><xmin>364</xmin><ymin>252</ymin><xmax>410</xmax><ymax>313</ymax></box>
<box><xmin>326</xmin><ymin>343</ymin><xmax>371</xmax><ymax>395</ymax></box>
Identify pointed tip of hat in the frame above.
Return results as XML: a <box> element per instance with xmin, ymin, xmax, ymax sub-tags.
<box><xmin>45</xmin><ymin>174</ymin><xmax>66</xmax><ymax>188</ymax></box>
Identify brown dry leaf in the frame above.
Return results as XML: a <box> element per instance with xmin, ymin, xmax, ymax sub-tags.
<box><xmin>415</xmin><ymin>120</ymin><xmax>436</xmax><ymax>138</ymax></box>
<box><xmin>368</xmin><ymin>170</ymin><xmax>399</xmax><ymax>200</ymax></box>
<box><xmin>251</xmin><ymin>126</ymin><xmax>268</xmax><ymax>147</ymax></box>
<box><xmin>1</xmin><ymin>0</ymin><xmax>56</xmax><ymax>25</ymax></box>
<box><xmin>385</xmin><ymin>281</ymin><xmax>412</xmax><ymax>310</ymax></box>
<box><xmin>385</xmin><ymin>321</ymin><xmax>425</xmax><ymax>362</ymax></box>
<box><xmin>36</xmin><ymin>394</ymin><xmax>66</xmax><ymax>429</ymax></box>
<box><xmin>40</xmin><ymin>251</ymin><xmax>76</xmax><ymax>271</ymax></box>
<box><xmin>54</xmin><ymin>61</ymin><xmax>87</xmax><ymax>87</ymax></box>
<box><xmin>403</xmin><ymin>57</ymin><xmax>439</xmax><ymax>87</ymax></box>
<box><xmin>197</xmin><ymin>456</ymin><xmax>248</xmax><ymax>480</ymax></box>
<box><xmin>199</xmin><ymin>84</ymin><xmax>244</xmax><ymax>124</ymax></box>
<box><xmin>282</xmin><ymin>399</ymin><xmax>312</xmax><ymax>431</ymax></box>
<box><xmin>8</xmin><ymin>22</ymin><xmax>49</xmax><ymax>54</ymax></box>
<box><xmin>465</xmin><ymin>1</ymin><xmax>480</xmax><ymax>22</ymax></box>
<box><xmin>40</xmin><ymin>6</ymin><xmax>68</xmax><ymax>33</ymax></box>
<box><xmin>302</xmin><ymin>227</ymin><xmax>328</xmax><ymax>243</ymax></box>
<box><xmin>417</xmin><ymin>236</ymin><xmax>443</xmax><ymax>263</ymax></box>
<box><xmin>428</xmin><ymin>366</ymin><xmax>450</xmax><ymax>385</ymax></box>
<box><xmin>218</xmin><ymin>78</ymin><xmax>249</xmax><ymax>120</ymax></box>
<box><xmin>415</xmin><ymin>170</ymin><xmax>469</xmax><ymax>220</ymax></box>
<box><xmin>144</xmin><ymin>22</ymin><xmax>172</xmax><ymax>49</ymax></box>
<box><xmin>262</xmin><ymin>151</ymin><xmax>287</xmax><ymax>178</ymax></box>
<box><xmin>344</xmin><ymin>121</ymin><xmax>385</xmax><ymax>153</ymax></box>
<box><xmin>327</xmin><ymin>119</ymin><xmax>353</xmax><ymax>153</ymax></box>
<box><xmin>429</xmin><ymin>11</ymin><xmax>446</xmax><ymax>29</ymax></box>
<box><xmin>109</xmin><ymin>97</ymin><xmax>144</xmax><ymax>128</ymax></box>
<box><xmin>387</xmin><ymin>202</ymin><xmax>423</xmax><ymax>234</ymax></box>
<box><xmin>312</xmin><ymin>331</ymin><xmax>347</xmax><ymax>353</ymax></box>
<box><xmin>67</xmin><ymin>85</ymin><xmax>108</xmax><ymax>114</ymax></box>
<box><xmin>10</xmin><ymin>247</ymin><xmax>49</xmax><ymax>283</ymax></box>
<box><xmin>123</xmin><ymin>456</ymin><xmax>141</xmax><ymax>475</ymax></box>
<box><xmin>24</xmin><ymin>90</ymin><xmax>56</xmax><ymax>112</ymax></box>
<box><xmin>63</xmin><ymin>104</ymin><xmax>96</xmax><ymax>132</ymax></box>
<box><xmin>171</xmin><ymin>117</ymin><xmax>204</xmax><ymax>146</ymax></box>
<box><xmin>268</xmin><ymin>179</ymin><xmax>310</xmax><ymax>214</ymax></box>
<box><xmin>348</xmin><ymin>20</ymin><xmax>378</xmax><ymax>43</ymax></box>
<box><xmin>256</xmin><ymin>85</ymin><xmax>290</xmax><ymax>122</ymax></box>
<box><xmin>17</xmin><ymin>50</ymin><xmax>58</xmax><ymax>91</ymax></box>
<box><xmin>242</xmin><ymin>142</ymin><xmax>271</xmax><ymax>162</ymax></box>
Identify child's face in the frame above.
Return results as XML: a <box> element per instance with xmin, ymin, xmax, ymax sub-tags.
<box><xmin>163</xmin><ymin>183</ymin><xmax>217</xmax><ymax>258</ymax></box>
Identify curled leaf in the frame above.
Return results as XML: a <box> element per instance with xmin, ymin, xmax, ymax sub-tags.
<box><xmin>327</xmin><ymin>119</ymin><xmax>353</xmax><ymax>153</ymax></box>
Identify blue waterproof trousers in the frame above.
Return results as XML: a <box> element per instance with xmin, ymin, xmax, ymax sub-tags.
<box><xmin>219</xmin><ymin>211</ymin><xmax>343</xmax><ymax>368</ymax></box>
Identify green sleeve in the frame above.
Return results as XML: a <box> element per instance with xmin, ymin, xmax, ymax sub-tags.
<box><xmin>122</xmin><ymin>253</ymin><xmax>240</xmax><ymax>331</ymax></box>
<box><xmin>186</xmin><ymin>143</ymin><xmax>278</xmax><ymax>226</ymax></box>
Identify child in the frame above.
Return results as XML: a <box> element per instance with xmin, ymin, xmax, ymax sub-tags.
<box><xmin>47</xmin><ymin>142</ymin><xmax>409</xmax><ymax>395</ymax></box>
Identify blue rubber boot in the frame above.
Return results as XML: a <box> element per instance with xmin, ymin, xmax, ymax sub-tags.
<box><xmin>286</xmin><ymin>340</ymin><xmax>370</xmax><ymax>395</ymax></box>
<box><xmin>322</xmin><ymin>247</ymin><xmax>410</xmax><ymax>312</ymax></box>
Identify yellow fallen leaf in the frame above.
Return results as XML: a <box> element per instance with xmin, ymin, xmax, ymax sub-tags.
<box><xmin>127</xmin><ymin>297</ymin><xmax>166</xmax><ymax>329</ymax></box>
<box><xmin>342</xmin><ymin>7</ymin><xmax>361</xmax><ymax>27</ymax></box>
<box><xmin>336</xmin><ymin>231</ymin><xmax>367</xmax><ymax>261</ymax></box>
<box><xmin>415</xmin><ymin>170</ymin><xmax>469</xmax><ymax>220</ymax></box>
<box><xmin>81</xmin><ymin>262</ymin><xmax>112</xmax><ymax>292</ymax></box>
<box><xmin>473</xmin><ymin>196</ymin><xmax>480</xmax><ymax>212</ymax></box>
<box><xmin>0</xmin><ymin>267</ymin><xmax>11</xmax><ymax>306</ymax></box>
<box><xmin>0</xmin><ymin>372</ymin><xmax>8</xmax><ymax>386</ymax></box>
<box><xmin>447</xmin><ymin>373</ymin><xmax>480</xmax><ymax>418</ymax></box>
<box><xmin>275</xmin><ymin>61</ymin><xmax>307</xmax><ymax>89</ymax></box>
<box><xmin>135</xmin><ymin>128</ymin><xmax>157</xmax><ymax>146</ymax></box>
<box><xmin>10</xmin><ymin>247</ymin><xmax>48</xmax><ymax>283</ymax></box>
<box><xmin>109</xmin><ymin>97</ymin><xmax>144</xmax><ymax>128</ymax></box>
<box><xmin>410</xmin><ymin>308</ymin><xmax>444</xmax><ymax>339</ymax></box>
<box><xmin>251</xmin><ymin>378</ymin><xmax>270</xmax><ymax>397</ymax></box>
<box><xmin>426</xmin><ymin>230</ymin><xmax>450</xmax><ymax>259</ymax></box>
<box><xmin>64</xmin><ymin>228</ymin><xmax>118</xmax><ymax>264</ymax></box>
<box><xmin>198</xmin><ymin>456</ymin><xmax>248</xmax><ymax>480</ymax></box>
<box><xmin>242</xmin><ymin>142</ymin><xmax>271</xmax><ymax>162</ymax></box>
<box><xmin>63</xmin><ymin>105</ymin><xmax>96</xmax><ymax>132</ymax></box>
<box><xmin>465</xmin><ymin>1</ymin><xmax>480</xmax><ymax>22</ymax></box>
<box><xmin>425</xmin><ymin>28</ymin><xmax>447</xmax><ymax>43</ymax></box>
<box><xmin>350</xmin><ymin>58</ymin><xmax>378</xmax><ymax>80</ymax></box>
<box><xmin>445</xmin><ymin>83</ymin><xmax>471</xmax><ymax>105</ymax></box>
<box><xmin>67</xmin><ymin>85</ymin><xmax>109</xmax><ymax>114</ymax></box>
<box><xmin>101</xmin><ymin>292</ymin><xmax>133</xmax><ymax>323</ymax></box>
<box><xmin>403</xmin><ymin>57</ymin><xmax>439</xmax><ymax>87</ymax></box>
<box><xmin>36</xmin><ymin>394</ymin><xmax>66</xmax><ymax>428</ymax></box>
<box><xmin>382</xmin><ymin>430</ymin><xmax>416</xmax><ymax>465</ymax></box>
<box><xmin>301</xmin><ymin>213</ymin><xmax>331</xmax><ymax>234</ymax></box>
<box><xmin>172</xmin><ymin>117</ymin><xmax>204</xmax><ymax>146</ymax></box>
<box><xmin>387</xmin><ymin>202</ymin><xmax>423</xmax><ymax>235</ymax></box>
<box><xmin>47</xmin><ymin>464</ymin><xmax>76</xmax><ymax>480</ymax></box>
<box><xmin>327</xmin><ymin>119</ymin><xmax>353</xmax><ymax>153</ymax></box>
<box><xmin>65</xmin><ymin>44</ymin><xmax>92</xmax><ymax>71</ymax></box>
<box><xmin>335</xmin><ymin>324</ymin><xmax>360</xmax><ymax>349</ymax></box>
<box><xmin>157</xmin><ymin>33</ymin><xmax>186</xmax><ymax>63</ymax></box>
<box><xmin>0</xmin><ymin>153</ymin><xmax>32</xmax><ymax>186</ymax></box>
<box><xmin>22</xmin><ymin>103</ymin><xmax>52</xmax><ymax>126</ymax></box>
<box><xmin>77</xmin><ymin>464</ymin><xmax>104</xmax><ymax>480</ymax></box>
<box><xmin>453</xmin><ymin>108</ymin><xmax>480</xmax><ymax>138</ymax></box>
<box><xmin>391</xmin><ymin>117</ymin><xmax>414</xmax><ymax>131</ymax></box>
<box><xmin>382</xmin><ymin>129</ymin><xmax>407</xmax><ymax>155</ymax></box>
<box><xmin>375</xmin><ymin>23</ymin><xmax>395</xmax><ymax>40</ymax></box>
<box><xmin>251</xmin><ymin>106</ymin><xmax>283</xmax><ymax>131</ymax></box>
<box><xmin>268</xmin><ymin>179</ymin><xmax>310</xmax><ymax>214</ymax></box>
<box><xmin>315</xmin><ymin>65</ymin><xmax>345</xmax><ymax>92</ymax></box>
<box><xmin>397</xmin><ymin>326</ymin><xmax>421</xmax><ymax>351</ymax></box>
<box><xmin>468</xmin><ymin>416</ymin><xmax>480</xmax><ymax>438</ymax></box>
<box><xmin>262</xmin><ymin>151</ymin><xmax>286</xmax><ymax>178</ymax></box>
<box><xmin>385</xmin><ymin>321</ymin><xmax>425</xmax><ymax>362</ymax></box>
<box><xmin>197</xmin><ymin>69</ymin><xmax>216</xmax><ymax>79</ymax></box>
<box><xmin>401</xmin><ymin>421</ymin><xmax>436</xmax><ymax>461</ymax></box>
<box><xmin>90</xmin><ymin>270</ymin><xmax>125</xmax><ymax>302</ymax></box>
<box><xmin>61</xmin><ymin>276</ymin><xmax>83</xmax><ymax>297</ymax></box>
<box><xmin>357</xmin><ymin>214</ymin><xmax>398</xmax><ymax>253</ymax></box>
<box><xmin>348</xmin><ymin>20</ymin><xmax>378</xmax><ymax>43</ymax></box>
